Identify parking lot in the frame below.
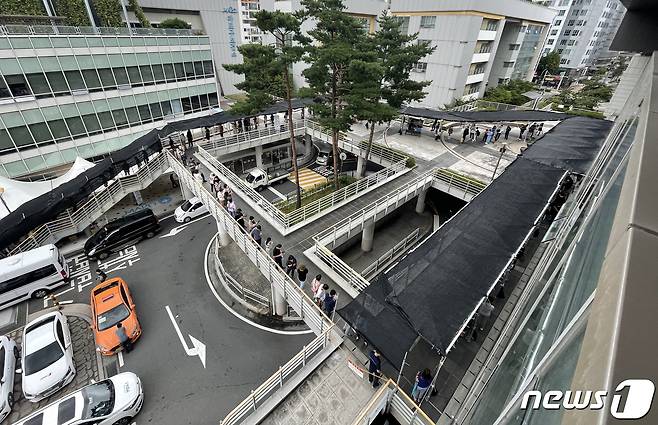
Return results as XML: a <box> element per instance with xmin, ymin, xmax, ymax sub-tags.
<box><xmin>5</xmin><ymin>214</ymin><xmax>311</xmax><ymax>424</ymax></box>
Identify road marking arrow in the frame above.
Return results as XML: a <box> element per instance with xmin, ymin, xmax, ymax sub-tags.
<box><xmin>160</xmin><ymin>226</ymin><xmax>188</xmax><ymax>238</ymax></box>
<box><xmin>165</xmin><ymin>305</ymin><xmax>207</xmax><ymax>368</ymax></box>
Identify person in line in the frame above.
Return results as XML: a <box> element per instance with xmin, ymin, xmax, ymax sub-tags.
<box><xmin>227</xmin><ymin>197</ymin><xmax>236</xmax><ymax>217</ymax></box>
<box><xmin>205</xmin><ymin>127</ymin><xmax>211</xmax><ymax>141</ymax></box>
<box><xmin>412</xmin><ymin>369</ymin><xmax>433</xmax><ymax>403</ymax></box>
<box><xmin>286</xmin><ymin>254</ymin><xmax>297</xmax><ymax>278</ymax></box>
<box><xmin>480</xmin><ymin>128</ymin><xmax>487</xmax><ymax>143</ymax></box>
<box><xmin>537</xmin><ymin>122</ymin><xmax>544</xmax><ymax>136</ymax></box>
<box><xmin>116</xmin><ymin>323</ymin><xmax>132</xmax><ymax>353</ymax></box>
<box><xmin>219</xmin><ymin>124</ymin><xmax>224</xmax><ymax>138</ymax></box>
<box><xmin>235</xmin><ymin>209</ymin><xmax>245</xmax><ymax>230</ymax></box>
<box><xmin>485</xmin><ymin>129</ymin><xmax>494</xmax><ymax>145</ymax></box>
<box><xmin>250</xmin><ymin>224</ymin><xmax>262</xmax><ymax>246</ymax></box>
<box><xmin>494</xmin><ymin>127</ymin><xmax>502</xmax><ymax>142</ymax></box>
<box><xmin>265</xmin><ymin>237</ymin><xmax>273</xmax><ymax>254</ymax></box>
<box><xmin>518</xmin><ymin>124</ymin><xmax>527</xmax><ymax>140</ymax></box>
<box><xmin>315</xmin><ymin>283</ymin><xmax>329</xmax><ymax>307</ymax></box>
<box><xmin>504</xmin><ymin>125</ymin><xmax>512</xmax><ymax>140</ymax></box>
<box><xmin>323</xmin><ymin>289</ymin><xmax>337</xmax><ymax>316</ymax></box>
<box><xmin>169</xmin><ymin>173</ymin><xmax>178</xmax><ymax>189</ymax></box>
<box><xmin>311</xmin><ymin>274</ymin><xmax>322</xmax><ymax>298</ymax></box>
<box><xmin>186</xmin><ymin>129</ymin><xmax>193</xmax><ymax>149</ymax></box>
<box><xmin>168</xmin><ymin>136</ymin><xmax>175</xmax><ymax>151</ymax></box>
<box><xmin>447</xmin><ymin>126</ymin><xmax>454</xmax><ymax>139</ymax></box>
<box><xmin>368</xmin><ymin>350</ymin><xmax>382</xmax><ymax>388</ymax></box>
<box><xmin>272</xmin><ymin>244</ymin><xmax>284</xmax><ymax>269</ymax></box>
<box><xmin>461</xmin><ymin>126</ymin><xmax>469</xmax><ymax>144</ymax></box>
<box><xmin>528</xmin><ymin>122</ymin><xmax>537</xmax><ymax>139</ymax></box>
<box><xmin>297</xmin><ymin>264</ymin><xmax>309</xmax><ymax>289</ymax></box>
<box><xmin>477</xmin><ymin>296</ymin><xmax>495</xmax><ymax>331</ymax></box>
<box><xmin>246</xmin><ymin>216</ymin><xmax>257</xmax><ymax>233</ymax></box>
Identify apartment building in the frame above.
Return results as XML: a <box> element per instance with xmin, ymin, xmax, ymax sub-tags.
<box><xmin>389</xmin><ymin>0</ymin><xmax>555</xmax><ymax>108</ymax></box>
<box><xmin>542</xmin><ymin>0</ymin><xmax>626</xmax><ymax>71</ymax></box>
<box><xmin>0</xmin><ymin>26</ymin><xmax>219</xmax><ymax>178</ymax></box>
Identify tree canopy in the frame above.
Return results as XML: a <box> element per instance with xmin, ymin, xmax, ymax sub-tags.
<box><xmin>483</xmin><ymin>79</ymin><xmax>536</xmax><ymax>105</ymax></box>
<box><xmin>159</xmin><ymin>18</ymin><xmax>190</xmax><ymax>29</ymax></box>
<box><xmin>537</xmin><ymin>51</ymin><xmax>560</xmax><ymax>76</ymax></box>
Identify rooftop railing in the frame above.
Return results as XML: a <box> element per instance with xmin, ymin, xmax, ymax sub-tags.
<box><xmin>0</xmin><ymin>24</ymin><xmax>204</xmax><ymax>37</ymax></box>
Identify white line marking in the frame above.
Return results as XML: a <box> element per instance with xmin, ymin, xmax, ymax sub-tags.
<box><xmin>118</xmin><ymin>351</ymin><xmax>124</xmax><ymax>368</ymax></box>
<box><xmin>203</xmin><ymin>234</ymin><xmax>313</xmax><ymax>336</ymax></box>
<box><xmin>266</xmin><ymin>186</ymin><xmax>287</xmax><ymax>201</ymax></box>
<box><xmin>59</xmin><ymin>300</ymin><xmax>73</xmax><ymax>305</ymax></box>
<box><xmin>165</xmin><ymin>305</ymin><xmax>207</xmax><ymax>368</ymax></box>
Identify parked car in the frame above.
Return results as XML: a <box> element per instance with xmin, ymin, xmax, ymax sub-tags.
<box><xmin>174</xmin><ymin>197</ymin><xmax>208</xmax><ymax>223</ymax></box>
<box><xmin>0</xmin><ymin>335</ymin><xmax>19</xmax><ymax>422</ymax></box>
<box><xmin>91</xmin><ymin>277</ymin><xmax>141</xmax><ymax>356</ymax></box>
<box><xmin>85</xmin><ymin>209</ymin><xmax>160</xmax><ymax>260</ymax></box>
<box><xmin>13</xmin><ymin>372</ymin><xmax>143</xmax><ymax>425</ymax></box>
<box><xmin>245</xmin><ymin>168</ymin><xmax>289</xmax><ymax>191</ymax></box>
<box><xmin>21</xmin><ymin>312</ymin><xmax>76</xmax><ymax>402</ymax></box>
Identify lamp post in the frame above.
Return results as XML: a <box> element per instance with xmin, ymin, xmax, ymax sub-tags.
<box><xmin>0</xmin><ymin>187</ymin><xmax>10</xmax><ymax>214</ymax></box>
<box><xmin>491</xmin><ymin>143</ymin><xmax>507</xmax><ymax>181</ymax></box>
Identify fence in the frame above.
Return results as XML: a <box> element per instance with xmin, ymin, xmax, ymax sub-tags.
<box><xmin>166</xmin><ymin>151</ymin><xmax>334</xmax><ymax>336</ymax></box>
<box><xmin>9</xmin><ymin>152</ymin><xmax>170</xmax><ymax>255</ymax></box>
<box><xmin>0</xmin><ymin>24</ymin><xmax>203</xmax><ymax>36</ymax></box>
<box><xmin>352</xmin><ymin>379</ymin><xmax>435</xmax><ymax>425</ymax></box>
<box><xmin>220</xmin><ymin>326</ymin><xmax>337</xmax><ymax>425</ymax></box>
<box><xmin>213</xmin><ymin>239</ymin><xmax>271</xmax><ymax>312</ymax></box>
<box><xmin>432</xmin><ymin>169</ymin><xmax>486</xmax><ymax>200</ymax></box>
<box><xmin>197</xmin><ymin>120</ymin><xmax>306</xmax><ymax>154</ymax></box>
<box><xmin>361</xmin><ymin>228</ymin><xmax>421</xmax><ymax>279</ymax></box>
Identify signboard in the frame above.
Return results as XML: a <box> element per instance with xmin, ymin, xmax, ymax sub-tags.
<box><xmin>223</xmin><ymin>7</ymin><xmax>238</xmax><ymax>58</ymax></box>
<box><xmin>347</xmin><ymin>359</ymin><xmax>364</xmax><ymax>379</ymax></box>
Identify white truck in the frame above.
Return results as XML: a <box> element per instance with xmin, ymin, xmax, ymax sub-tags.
<box><xmin>245</xmin><ymin>168</ymin><xmax>289</xmax><ymax>191</ymax></box>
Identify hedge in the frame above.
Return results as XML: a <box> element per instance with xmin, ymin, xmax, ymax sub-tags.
<box><xmin>5</xmin><ymin>0</ymin><xmax>45</xmax><ymax>15</ymax></box>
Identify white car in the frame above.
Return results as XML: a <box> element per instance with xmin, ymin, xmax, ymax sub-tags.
<box><xmin>22</xmin><ymin>312</ymin><xmax>76</xmax><ymax>402</ymax></box>
<box><xmin>14</xmin><ymin>372</ymin><xmax>143</xmax><ymax>425</ymax></box>
<box><xmin>174</xmin><ymin>197</ymin><xmax>208</xmax><ymax>223</ymax></box>
<box><xmin>0</xmin><ymin>335</ymin><xmax>19</xmax><ymax>422</ymax></box>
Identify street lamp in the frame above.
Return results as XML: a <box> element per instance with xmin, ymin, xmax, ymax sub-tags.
<box><xmin>491</xmin><ymin>144</ymin><xmax>507</xmax><ymax>181</ymax></box>
<box><xmin>0</xmin><ymin>187</ymin><xmax>10</xmax><ymax>214</ymax></box>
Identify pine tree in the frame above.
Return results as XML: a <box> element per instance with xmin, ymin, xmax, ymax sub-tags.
<box><xmin>300</xmin><ymin>0</ymin><xmax>366</xmax><ymax>188</ymax></box>
<box><xmin>223</xmin><ymin>10</ymin><xmax>305</xmax><ymax>208</ymax></box>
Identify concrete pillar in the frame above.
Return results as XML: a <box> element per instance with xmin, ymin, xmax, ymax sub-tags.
<box><xmin>361</xmin><ymin>220</ymin><xmax>375</xmax><ymax>252</ymax></box>
<box><xmin>255</xmin><ymin>145</ymin><xmax>264</xmax><ymax>170</ymax></box>
<box><xmin>216</xmin><ymin>219</ymin><xmax>231</xmax><ymax>247</ymax></box>
<box><xmin>416</xmin><ymin>189</ymin><xmax>427</xmax><ymax>214</ymax></box>
<box><xmin>132</xmin><ymin>190</ymin><xmax>143</xmax><ymax>205</ymax></box>
<box><xmin>433</xmin><ymin>214</ymin><xmax>441</xmax><ymax>232</ymax></box>
<box><xmin>180</xmin><ymin>182</ymin><xmax>193</xmax><ymax>200</ymax></box>
<box><xmin>272</xmin><ymin>283</ymin><xmax>287</xmax><ymax>317</ymax></box>
<box><xmin>356</xmin><ymin>155</ymin><xmax>366</xmax><ymax>178</ymax></box>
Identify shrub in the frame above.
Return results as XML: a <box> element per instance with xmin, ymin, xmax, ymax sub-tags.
<box><xmin>159</xmin><ymin>17</ymin><xmax>191</xmax><ymax>29</ymax></box>
<box><xmin>94</xmin><ymin>0</ymin><xmax>123</xmax><ymax>27</ymax></box>
<box><xmin>128</xmin><ymin>0</ymin><xmax>150</xmax><ymax>28</ymax></box>
<box><xmin>5</xmin><ymin>0</ymin><xmax>45</xmax><ymax>16</ymax></box>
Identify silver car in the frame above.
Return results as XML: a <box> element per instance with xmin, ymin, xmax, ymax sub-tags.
<box><xmin>0</xmin><ymin>335</ymin><xmax>19</xmax><ymax>423</ymax></box>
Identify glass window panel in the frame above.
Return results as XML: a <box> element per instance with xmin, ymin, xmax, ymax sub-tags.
<box><xmin>42</xmin><ymin>151</ymin><xmax>65</xmax><ymax>168</ymax></box>
<box><xmin>86</xmin><ymin>37</ymin><xmax>103</xmax><ymax>47</ymax></box>
<box><xmin>174</xmin><ymin>63</ymin><xmax>185</xmax><ymax>79</ymax></box>
<box><xmin>209</xmin><ymin>92</ymin><xmax>218</xmax><ymax>107</ymax></box>
<box><xmin>145</xmin><ymin>37</ymin><xmax>157</xmax><ymax>46</ymax></box>
<box><xmin>136</xmin><ymin>53</ymin><xmax>150</xmax><ymax>66</ymax></box>
<box><xmin>58</xmin><ymin>56</ymin><xmax>78</xmax><ymax>71</ymax></box>
<box><xmin>200</xmin><ymin>93</ymin><xmax>209</xmax><ymax>108</ymax></box>
<box><xmin>69</xmin><ymin>37</ymin><xmax>87</xmax><ymax>48</ymax></box>
<box><xmin>27</xmin><ymin>74</ymin><xmax>52</xmax><ymax>96</ymax></box>
<box><xmin>152</xmin><ymin>64</ymin><xmax>165</xmax><ymax>82</ymax></box>
<box><xmin>50</xmin><ymin>38</ymin><xmax>69</xmax><ymax>48</ymax></box>
<box><xmin>112</xmin><ymin>109</ymin><xmax>128</xmax><ymax>128</ymax></box>
<box><xmin>103</xmin><ymin>37</ymin><xmax>118</xmax><ymax>47</ymax></box>
<box><xmin>150</xmin><ymin>102</ymin><xmax>162</xmax><ymax>119</ymax></box>
<box><xmin>131</xmin><ymin>37</ymin><xmax>145</xmax><ymax>46</ymax></box>
<box><xmin>127</xmin><ymin>66</ymin><xmax>142</xmax><ymax>85</ymax></box>
<box><xmin>31</xmin><ymin>37</ymin><xmax>52</xmax><ymax>48</ymax></box>
<box><xmin>139</xmin><ymin>65</ymin><xmax>154</xmax><ymax>83</ymax></box>
<box><xmin>203</xmin><ymin>60</ymin><xmax>214</xmax><ymax>76</ymax></box>
<box><xmin>8</xmin><ymin>126</ymin><xmax>34</xmax><ymax>147</ymax></box>
<box><xmin>157</xmin><ymin>37</ymin><xmax>168</xmax><ymax>46</ymax></box>
<box><xmin>190</xmin><ymin>95</ymin><xmax>201</xmax><ymax>111</ymax></box>
<box><xmin>18</xmin><ymin>57</ymin><xmax>41</xmax><ymax>73</ymax></box>
<box><xmin>59</xmin><ymin>148</ymin><xmax>78</xmax><ymax>163</ymax></box>
<box><xmin>118</xmin><ymin>37</ymin><xmax>132</xmax><ymax>47</ymax></box>
<box><xmin>39</xmin><ymin>56</ymin><xmax>62</xmax><ymax>72</ymax></box>
<box><xmin>163</xmin><ymin>63</ymin><xmax>175</xmax><ymax>81</ymax></box>
<box><xmin>93</xmin><ymin>55</ymin><xmax>110</xmax><ymax>68</ymax></box>
<box><xmin>120</xmin><ymin>96</ymin><xmax>136</xmax><ymax>107</ymax></box>
<box><xmin>6</xmin><ymin>75</ymin><xmax>31</xmax><ymax>97</ymax></box>
<box><xmin>10</xmin><ymin>37</ymin><xmax>31</xmax><ymax>48</ymax></box>
<box><xmin>183</xmin><ymin>62</ymin><xmax>194</xmax><ymax>78</ymax></box>
<box><xmin>76</xmin><ymin>101</ymin><xmax>95</xmax><ymax>115</ymax></box>
<box><xmin>0</xmin><ymin>128</ymin><xmax>13</xmax><ymax>151</ymax></box>
<box><xmin>76</xmin><ymin>55</ymin><xmax>95</xmax><ymax>69</ymax></box>
<box><xmin>0</xmin><ymin>78</ymin><xmax>10</xmax><ymax>98</ymax></box>
<box><xmin>46</xmin><ymin>71</ymin><xmax>69</xmax><ymax>94</ymax></box>
<box><xmin>0</xmin><ymin>58</ymin><xmax>21</xmax><ymax>74</ymax></box>
<box><xmin>122</xmin><ymin>54</ymin><xmax>137</xmax><ymax>67</ymax></box>
<box><xmin>21</xmin><ymin>109</ymin><xmax>42</xmax><ymax>125</ymax></box>
<box><xmin>82</xmin><ymin>69</ymin><xmax>102</xmax><ymax>89</ymax></box>
<box><xmin>40</xmin><ymin>107</ymin><xmax>62</xmax><ymax>121</ymax></box>
<box><xmin>65</xmin><ymin>117</ymin><xmax>86</xmax><ymax>136</ymax></box>
<box><xmin>48</xmin><ymin>119</ymin><xmax>70</xmax><ymax>140</ymax></box>
<box><xmin>146</xmin><ymin>92</ymin><xmax>159</xmax><ymax>103</ymax></box>
<box><xmin>98</xmin><ymin>69</ymin><xmax>116</xmax><ymax>87</ymax></box>
<box><xmin>193</xmin><ymin>61</ymin><xmax>204</xmax><ymax>76</ymax></box>
<box><xmin>107</xmin><ymin>97</ymin><xmax>123</xmax><ymax>110</ymax></box>
<box><xmin>112</xmin><ymin>67</ymin><xmax>129</xmax><ymax>85</ymax></box>
<box><xmin>82</xmin><ymin>114</ymin><xmax>101</xmax><ymax>134</ymax></box>
<box><xmin>138</xmin><ymin>105</ymin><xmax>152</xmax><ymax>122</ymax></box>
<box><xmin>161</xmin><ymin>100</ymin><xmax>172</xmax><ymax>116</ymax></box>
<box><xmin>125</xmin><ymin>107</ymin><xmax>140</xmax><ymax>124</ymax></box>
<box><xmin>23</xmin><ymin>156</ymin><xmax>46</xmax><ymax>172</ymax></box>
<box><xmin>3</xmin><ymin>160</ymin><xmax>27</xmax><ymax>175</ymax></box>
<box><xmin>181</xmin><ymin>96</ymin><xmax>192</xmax><ymax>112</ymax></box>
<box><xmin>108</xmin><ymin>54</ymin><xmax>125</xmax><ymax>67</ymax></box>
<box><xmin>97</xmin><ymin>111</ymin><xmax>115</xmax><ymax>129</ymax></box>
<box><xmin>65</xmin><ymin>70</ymin><xmax>86</xmax><ymax>90</ymax></box>
<box><xmin>171</xmin><ymin>98</ymin><xmax>183</xmax><ymax>114</ymax></box>
<box><xmin>29</xmin><ymin>122</ymin><xmax>53</xmax><ymax>143</ymax></box>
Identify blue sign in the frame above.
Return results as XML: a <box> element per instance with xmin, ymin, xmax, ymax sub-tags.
<box><xmin>224</xmin><ymin>6</ymin><xmax>238</xmax><ymax>57</ymax></box>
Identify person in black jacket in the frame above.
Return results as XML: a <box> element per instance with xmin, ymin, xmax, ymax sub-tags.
<box><xmin>368</xmin><ymin>350</ymin><xmax>382</xmax><ymax>388</ymax></box>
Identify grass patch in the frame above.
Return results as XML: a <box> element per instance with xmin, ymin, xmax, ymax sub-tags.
<box><xmin>225</xmin><ymin>93</ymin><xmax>248</xmax><ymax>103</ymax></box>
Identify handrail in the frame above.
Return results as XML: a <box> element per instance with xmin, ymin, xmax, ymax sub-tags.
<box><xmin>432</xmin><ymin>168</ymin><xmax>486</xmax><ymax>199</ymax></box>
<box><xmin>197</xmin><ymin>120</ymin><xmax>306</xmax><ymax>154</ymax></box>
<box><xmin>220</xmin><ymin>326</ymin><xmax>336</xmax><ymax>425</ymax></box>
<box><xmin>352</xmin><ymin>379</ymin><xmax>434</xmax><ymax>425</ymax></box>
<box><xmin>362</xmin><ymin>228</ymin><xmax>421</xmax><ymax>278</ymax></box>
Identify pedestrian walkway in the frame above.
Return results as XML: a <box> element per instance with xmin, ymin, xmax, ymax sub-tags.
<box><xmin>292</xmin><ymin>168</ymin><xmax>329</xmax><ymax>190</ymax></box>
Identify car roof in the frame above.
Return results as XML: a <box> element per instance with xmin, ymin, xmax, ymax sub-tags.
<box><xmin>92</xmin><ymin>278</ymin><xmax>126</xmax><ymax>311</ymax></box>
<box><xmin>0</xmin><ymin>244</ymin><xmax>58</xmax><ymax>279</ymax></box>
<box><xmin>15</xmin><ymin>386</ymin><xmax>87</xmax><ymax>425</ymax></box>
<box><xmin>24</xmin><ymin>315</ymin><xmax>58</xmax><ymax>355</ymax></box>
<box><xmin>187</xmin><ymin>196</ymin><xmax>201</xmax><ymax>204</ymax></box>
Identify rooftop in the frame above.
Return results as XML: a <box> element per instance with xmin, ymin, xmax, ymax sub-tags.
<box><xmin>0</xmin><ymin>24</ymin><xmax>204</xmax><ymax>37</ymax></box>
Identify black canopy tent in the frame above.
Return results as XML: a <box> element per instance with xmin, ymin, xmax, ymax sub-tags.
<box><xmin>400</xmin><ymin>106</ymin><xmax>573</xmax><ymax>123</ymax></box>
<box><xmin>0</xmin><ymin>99</ymin><xmax>311</xmax><ymax>252</ymax></box>
<box><xmin>338</xmin><ymin>115</ymin><xmax>613</xmax><ymax>370</ymax></box>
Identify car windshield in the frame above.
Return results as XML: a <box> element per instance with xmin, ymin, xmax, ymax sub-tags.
<box><xmin>25</xmin><ymin>341</ymin><xmax>63</xmax><ymax>375</ymax></box>
<box><xmin>89</xmin><ymin>228</ymin><xmax>107</xmax><ymax>245</ymax></box>
<box><xmin>97</xmin><ymin>304</ymin><xmax>130</xmax><ymax>331</ymax></box>
<box><xmin>81</xmin><ymin>380</ymin><xmax>115</xmax><ymax>419</ymax></box>
<box><xmin>181</xmin><ymin>200</ymin><xmax>192</xmax><ymax>211</ymax></box>
<box><xmin>246</xmin><ymin>173</ymin><xmax>255</xmax><ymax>183</ymax></box>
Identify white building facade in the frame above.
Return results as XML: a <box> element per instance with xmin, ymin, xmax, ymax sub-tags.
<box><xmin>542</xmin><ymin>0</ymin><xmax>626</xmax><ymax>71</ymax></box>
<box><xmin>389</xmin><ymin>0</ymin><xmax>555</xmax><ymax>108</ymax></box>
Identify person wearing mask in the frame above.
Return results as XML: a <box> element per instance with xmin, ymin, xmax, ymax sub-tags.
<box><xmin>311</xmin><ymin>274</ymin><xmax>322</xmax><ymax>298</ymax></box>
<box><xmin>297</xmin><ymin>264</ymin><xmax>309</xmax><ymax>288</ymax></box>
<box><xmin>265</xmin><ymin>237</ymin><xmax>273</xmax><ymax>254</ymax></box>
<box><xmin>227</xmin><ymin>198</ymin><xmax>237</xmax><ymax>217</ymax></box>
<box><xmin>314</xmin><ymin>283</ymin><xmax>329</xmax><ymax>307</ymax></box>
<box><xmin>286</xmin><ymin>255</ymin><xmax>297</xmax><ymax>278</ymax></box>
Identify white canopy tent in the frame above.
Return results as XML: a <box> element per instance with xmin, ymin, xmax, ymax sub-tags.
<box><xmin>0</xmin><ymin>157</ymin><xmax>95</xmax><ymax>220</ymax></box>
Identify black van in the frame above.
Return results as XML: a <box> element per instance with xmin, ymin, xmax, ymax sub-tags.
<box><xmin>84</xmin><ymin>209</ymin><xmax>160</xmax><ymax>260</ymax></box>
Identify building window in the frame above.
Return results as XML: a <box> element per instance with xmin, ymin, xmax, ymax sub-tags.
<box><xmin>481</xmin><ymin>19</ymin><xmax>498</xmax><ymax>31</ymax></box>
<box><xmin>560</xmin><ymin>58</ymin><xmax>568</xmax><ymax>64</ymax></box>
<box><xmin>412</xmin><ymin>62</ymin><xmax>427</xmax><ymax>73</ymax></box>
<box><xmin>463</xmin><ymin>83</ymin><xmax>480</xmax><ymax>95</ymax></box>
<box><xmin>509</xmin><ymin>43</ymin><xmax>520</xmax><ymax>51</ymax></box>
<box><xmin>557</xmin><ymin>10</ymin><xmax>565</xmax><ymax>16</ymax></box>
<box><xmin>469</xmin><ymin>64</ymin><xmax>485</xmax><ymax>75</ymax></box>
<box><xmin>547</xmin><ymin>39</ymin><xmax>555</xmax><ymax>45</ymax></box>
<box><xmin>550</xmin><ymin>29</ymin><xmax>558</xmax><ymax>35</ymax></box>
<box><xmin>572</xmin><ymin>30</ymin><xmax>580</xmax><ymax>36</ymax></box>
<box><xmin>503</xmin><ymin>61</ymin><xmax>515</xmax><ymax>68</ymax></box>
<box><xmin>560</xmin><ymin>39</ymin><xmax>568</xmax><ymax>45</ymax></box>
<box><xmin>567</xmin><ymin>39</ymin><xmax>575</xmax><ymax>45</ymax></box>
<box><xmin>557</xmin><ymin>49</ymin><xmax>564</xmax><ymax>54</ymax></box>
<box><xmin>420</xmin><ymin>16</ymin><xmax>436</xmax><ymax>29</ymax></box>
<box><xmin>564</xmin><ymin>30</ymin><xmax>571</xmax><ymax>36</ymax></box>
<box><xmin>554</xmin><ymin>20</ymin><xmax>562</xmax><ymax>26</ymax></box>
<box><xmin>568</xmin><ymin>20</ymin><xmax>575</xmax><ymax>26</ymax></box>
<box><xmin>396</xmin><ymin>16</ymin><xmax>410</xmax><ymax>34</ymax></box>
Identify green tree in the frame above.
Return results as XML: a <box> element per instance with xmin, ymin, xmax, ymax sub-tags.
<box><xmin>224</xmin><ymin>10</ymin><xmax>306</xmax><ymax>207</ymax></box>
<box><xmin>94</xmin><ymin>0</ymin><xmax>123</xmax><ymax>27</ymax></box>
<box><xmin>484</xmin><ymin>79</ymin><xmax>535</xmax><ymax>105</ymax></box>
<box><xmin>5</xmin><ymin>0</ymin><xmax>45</xmax><ymax>16</ymax></box>
<box><xmin>53</xmin><ymin>0</ymin><xmax>91</xmax><ymax>26</ymax></box>
<box><xmin>348</xmin><ymin>13</ymin><xmax>433</xmax><ymax>177</ymax></box>
<box><xmin>300</xmin><ymin>0</ymin><xmax>366</xmax><ymax>188</ymax></box>
<box><xmin>537</xmin><ymin>51</ymin><xmax>560</xmax><ymax>76</ymax></box>
<box><xmin>128</xmin><ymin>0</ymin><xmax>151</xmax><ymax>28</ymax></box>
<box><xmin>158</xmin><ymin>17</ymin><xmax>190</xmax><ymax>29</ymax></box>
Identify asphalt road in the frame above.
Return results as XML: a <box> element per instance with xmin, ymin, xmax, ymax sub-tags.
<box><xmin>28</xmin><ymin>214</ymin><xmax>312</xmax><ymax>425</ymax></box>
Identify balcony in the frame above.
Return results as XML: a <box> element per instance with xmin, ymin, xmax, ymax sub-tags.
<box><xmin>466</xmin><ymin>73</ymin><xmax>485</xmax><ymax>85</ymax></box>
<box><xmin>477</xmin><ymin>30</ymin><xmax>497</xmax><ymax>41</ymax></box>
<box><xmin>471</xmin><ymin>52</ymin><xmax>491</xmax><ymax>63</ymax></box>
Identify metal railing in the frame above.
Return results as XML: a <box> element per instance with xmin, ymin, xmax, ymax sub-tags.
<box><xmin>213</xmin><ymin>239</ymin><xmax>271</xmax><ymax>311</ymax></box>
<box><xmin>220</xmin><ymin>326</ymin><xmax>337</xmax><ymax>425</ymax></box>
<box><xmin>352</xmin><ymin>379</ymin><xmax>435</xmax><ymax>425</ymax></box>
<box><xmin>448</xmin><ymin>99</ymin><xmax>524</xmax><ymax>112</ymax></box>
<box><xmin>167</xmin><ymin>151</ymin><xmax>334</xmax><ymax>336</ymax></box>
<box><xmin>362</xmin><ymin>228</ymin><xmax>421</xmax><ymax>279</ymax></box>
<box><xmin>315</xmin><ymin>244</ymin><xmax>371</xmax><ymax>294</ymax></box>
<box><xmin>9</xmin><ymin>152</ymin><xmax>170</xmax><ymax>255</ymax></box>
<box><xmin>0</xmin><ymin>24</ymin><xmax>204</xmax><ymax>37</ymax></box>
<box><xmin>197</xmin><ymin>120</ymin><xmax>306</xmax><ymax>154</ymax></box>
<box><xmin>432</xmin><ymin>169</ymin><xmax>487</xmax><ymax>199</ymax></box>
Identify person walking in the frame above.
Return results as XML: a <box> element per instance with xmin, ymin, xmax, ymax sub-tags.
<box><xmin>285</xmin><ymin>254</ymin><xmax>297</xmax><ymax>278</ymax></box>
<box><xmin>504</xmin><ymin>125</ymin><xmax>512</xmax><ymax>140</ymax></box>
<box><xmin>485</xmin><ymin>129</ymin><xmax>494</xmax><ymax>144</ymax></box>
<box><xmin>537</xmin><ymin>122</ymin><xmax>544</xmax><ymax>136</ymax></box>
<box><xmin>186</xmin><ymin>129</ymin><xmax>193</xmax><ymax>149</ymax></box>
<box><xmin>235</xmin><ymin>209</ymin><xmax>245</xmax><ymax>229</ymax></box>
<box><xmin>250</xmin><ymin>224</ymin><xmax>262</xmax><ymax>246</ymax></box>
<box><xmin>168</xmin><ymin>136</ymin><xmax>175</xmax><ymax>151</ymax></box>
<box><xmin>219</xmin><ymin>124</ymin><xmax>224</xmax><ymax>138</ymax></box>
<box><xmin>96</xmin><ymin>268</ymin><xmax>107</xmax><ymax>283</ymax></box>
<box><xmin>528</xmin><ymin>123</ymin><xmax>537</xmax><ymax>139</ymax></box>
<box><xmin>272</xmin><ymin>244</ymin><xmax>284</xmax><ymax>269</ymax></box>
<box><xmin>314</xmin><ymin>283</ymin><xmax>328</xmax><ymax>307</ymax></box>
<box><xmin>518</xmin><ymin>124</ymin><xmax>527</xmax><ymax>140</ymax></box>
<box><xmin>323</xmin><ymin>289</ymin><xmax>337</xmax><ymax>316</ymax></box>
<box><xmin>115</xmin><ymin>323</ymin><xmax>132</xmax><ymax>353</ymax></box>
<box><xmin>368</xmin><ymin>350</ymin><xmax>382</xmax><ymax>388</ymax></box>
<box><xmin>412</xmin><ymin>369</ymin><xmax>433</xmax><ymax>403</ymax></box>
<box><xmin>227</xmin><ymin>198</ymin><xmax>236</xmax><ymax>217</ymax></box>
<box><xmin>477</xmin><ymin>296</ymin><xmax>495</xmax><ymax>331</ymax></box>
<box><xmin>311</xmin><ymin>274</ymin><xmax>322</xmax><ymax>297</ymax></box>
<box><xmin>461</xmin><ymin>126</ymin><xmax>469</xmax><ymax>144</ymax></box>
<box><xmin>495</xmin><ymin>127</ymin><xmax>502</xmax><ymax>142</ymax></box>
<box><xmin>205</xmin><ymin>127</ymin><xmax>211</xmax><ymax>141</ymax></box>
<box><xmin>447</xmin><ymin>126</ymin><xmax>453</xmax><ymax>138</ymax></box>
<box><xmin>297</xmin><ymin>264</ymin><xmax>308</xmax><ymax>289</ymax></box>
<box><xmin>265</xmin><ymin>237</ymin><xmax>273</xmax><ymax>254</ymax></box>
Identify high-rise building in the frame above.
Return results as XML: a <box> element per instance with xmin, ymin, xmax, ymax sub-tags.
<box><xmin>0</xmin><ymin>25</ymin><xmax>219</xmax><ymax>178</ymax></box>
<box><xmin>542</xmin><ymin>0</ymin><xmax>626</xmax><ymax>71</ymax></box>
<box><xmin>389</xmin><ymin>0</ymin><xmax>555</xmax><ymax>108</ymax></box>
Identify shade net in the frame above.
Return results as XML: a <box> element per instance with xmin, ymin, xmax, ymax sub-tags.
<box><xmin>339</xmin><ymin>116</ymin><xmax>612</xmax><ymax>367</ymax></box>
<box><xmin>0</xmin><ymin>100</ymin><xmax>310</xmax><ymax>251</ymax></box>
<box><xmin>401</xmin><ymin>106</ymin><xmax>576</xmax><ymax>123</ymax></box>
